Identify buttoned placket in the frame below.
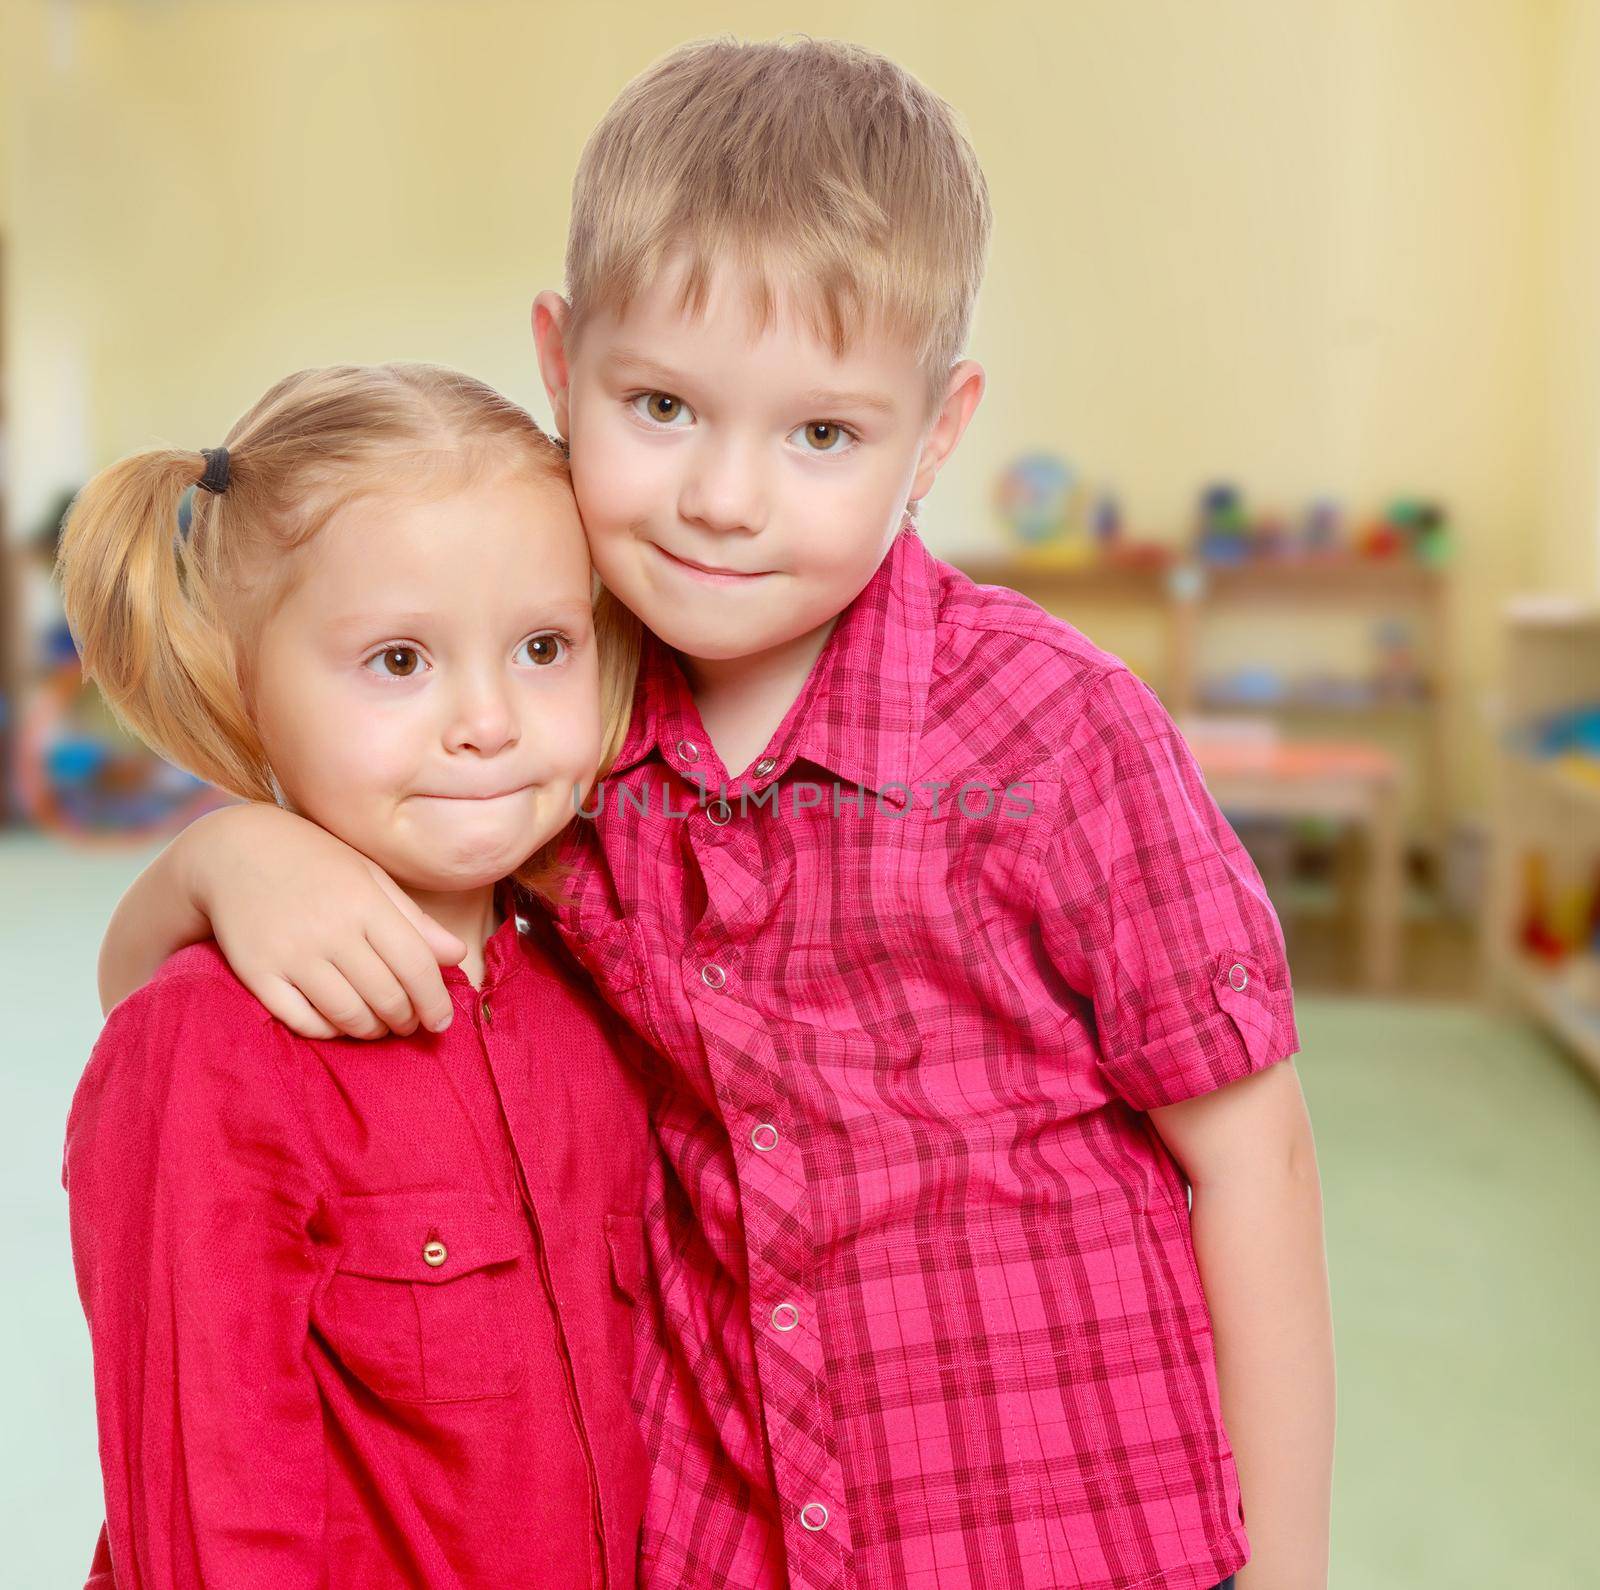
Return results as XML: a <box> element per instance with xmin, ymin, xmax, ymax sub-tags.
<box><xmin>465</xmin><ymin>961</ymin><xmax>612</xmax><ymax>1590</ymax></box>
<box><xmin>674</xmin><ymin>758</ymin><xmax>855</xmax><ymax>1589</ymax></box>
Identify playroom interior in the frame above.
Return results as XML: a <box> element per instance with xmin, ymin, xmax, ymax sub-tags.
<box><xmin>2</xmin><ymin>2</ymin><xmax>1597</xmax><ymax>1585</ymax></box>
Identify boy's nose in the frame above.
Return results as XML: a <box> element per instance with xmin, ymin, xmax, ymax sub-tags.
<box><xmin>678</xmin><ymin>440</ymin><xmax>768</xmax><ymax>536</ymax></box>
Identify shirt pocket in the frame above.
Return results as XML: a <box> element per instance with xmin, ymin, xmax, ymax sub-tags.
<box><xmin>316</xmin><ymin>1191</ymin><xmax>533</xmax><ymax>1403</ymax></box>
<box><xmin>605</xmin><ymin>1211</ymin><xmax>646</xmax><ymax>1305</ymax></box>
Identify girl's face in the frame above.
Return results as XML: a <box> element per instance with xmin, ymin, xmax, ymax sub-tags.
<box><xmin>250</xmin><ymin>463</ymin><xmax>600</xmax><ymax>896</ymax></box>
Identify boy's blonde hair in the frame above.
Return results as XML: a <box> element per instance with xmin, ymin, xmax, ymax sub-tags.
<box><xmin>564</xmin><ymin>36</ymin><xmax>991</xmax><ymax>405</ymax></box>
<box><xmin>57</xmin><ymin>363</ymin><xmax>640</xmax><ymax>903</ymax></box>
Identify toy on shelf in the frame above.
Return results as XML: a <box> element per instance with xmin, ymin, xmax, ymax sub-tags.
<box><xmin>1372</xmin><ymin>618</ymin><xmax>1430</xmax><ymax>703</ymax></box>
<box><xmin>994</xmin><ymin>459</ymin><xmax>1173</xmax><ymax>571</ymax></box>
<box><xmin>1192</xmin><ymin>485</ymin><xmax>1450</xmax><ymax>568</ymax></box>
<box><xmin>1299</xmin><ymin>498</ymin><xmax>1347</xmax><ymax>557</ymax></box>
<box><xmin>1091</xmin><ymin>493</ymin><xmax>1122</xmax><ymax>549</ymax></box>
<box><xmin>15</xmin><ymin>493</ymin><xmax>228</xmax><ymax>840</ymax></box>
<box><xmin>995</xmin><ymin>453</ymin><xmax>1089</xmax><ymax>566</ymax></box>
<box><xmin>1518</xmin><ymin>849</ymin><xmax>1567</xmax><ymax>963</ymax></box>
<box><xmin>17</xmin><ymin>649</ymin><xmax>228</xmax><ymax>841</ymax></box>
<box><xmin>1509</xmin><ymin>701</ymin><xmax>1600</xmax><ymax>794</ymax></box>
<box><xmin>1356</xmin><ymin>498</ymin><xmax>1452</xmax><ymax>564</ymax></box>
<box><xmin>1195</xmin><ymin>483</ymin><xmax>1252</xmax><ymax>565</ymax></box>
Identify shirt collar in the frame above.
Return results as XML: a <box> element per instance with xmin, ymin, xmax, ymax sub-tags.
<box><xmin>605</xmin><ymin>522</ymin><xmax>937</xmax><ymax>800</ymax></box>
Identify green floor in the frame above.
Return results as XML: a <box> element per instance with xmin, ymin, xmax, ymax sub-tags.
<box><xmin>4</xmin><ymin>833</ymin><xmax>1595</xmax><ymax>1586</ymax></box>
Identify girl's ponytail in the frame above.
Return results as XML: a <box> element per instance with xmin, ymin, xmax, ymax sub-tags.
<box><xmin>56</xmin><ymin>449</ymin><xmax>272</xmax><ymax>802</ymax></box>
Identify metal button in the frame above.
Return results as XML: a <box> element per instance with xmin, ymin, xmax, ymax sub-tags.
<box><xmin>799</xmin><ymin>1502</ymin><xmax>829</xmax><ymax>1532</ymax></box>
<box><xmin>771</xmin><ymin>1302</ymin><xmax>800</xmax><ymax>1333</ymax></box>
<box><xmin>675</xmin><ymin>738</ymin><xmax>700</xmax><ymax>762</ymax></box>
<box><xmin>1227</xmin><ymin>963</ymin><xmax>1250</xmax><ymax>992</ymax></box>
<box><xmin>753</xmin><ymin>756</ymin><xmax>777</xmax><ymax>777</ymax></box>
<box><xmin>751</xmin><ymin>1122</ymin><xmax>780</xmax><ymax>1152</ymax></box>
<box><xmin>479</xmin><ymin>993</ymin><xmax>493</xmax><ymax>1027</ymax></box>
<box><xmin>422</xmin><ymin>1239</ymin><xmax>448</xmax><ymax>1268</ymax></box>
<box><xmin>706</xmin><ymin>798</ymin><xmax>733</xmax><ymax>826</ymax></box>
<box><xmin>700</xmin><ymin>963</ymin><xmax>727</xmax><ymax>990</ymax></box>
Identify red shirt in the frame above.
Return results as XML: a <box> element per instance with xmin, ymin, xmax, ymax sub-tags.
<box><xmin>550</xmin><ymin>524</ymin><xmax>1300</xmax><ymax>1590</ymax></box>
<box><xmin>65</xmin><ymin>909</ymin><xmax>651</xmax><ymax>1589</ymax></box>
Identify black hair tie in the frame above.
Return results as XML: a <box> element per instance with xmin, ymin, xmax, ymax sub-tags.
<box><xmin>198</xmin><ymin>447</ymin><xmax>231</xmax><ymax>495</ymax></box>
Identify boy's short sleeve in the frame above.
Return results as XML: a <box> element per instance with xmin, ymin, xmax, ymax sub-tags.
<box><xmin>1033</xmin><ymin>666</ymin><xmax>1300</xmax><ymax>1111</ymax></box>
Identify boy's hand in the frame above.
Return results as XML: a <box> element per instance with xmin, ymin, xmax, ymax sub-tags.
<box><xmin>180</xmin><ymin>803</ymin><xmax>464</xmax><ymax>1039</ymax></box>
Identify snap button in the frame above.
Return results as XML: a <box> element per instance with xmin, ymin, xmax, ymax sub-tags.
<box><xmin>675</xmin><ymin>739</ymin><xmax>700</xmax><ymax>763</ymax></box>
<box><xmin>479</xmin><ymin>994</ymin><xmax>493</xmax><ymax>1027</ymax></box>
<box><xmin>753</xmin><ymin>756</ymin><xmax>777</xmax><ymax>777</ymax></box>
<box><xmin>771</xmin><ymin>1302</ymin><xmax>800</xmax><ymax>1332</ymax></box>
<box><xmin>751</xmin><ymin>1122</ymin><xmax>780</xmax><ymax>1152</ymax></box>
<box><xmin>799</xmin><ymin>1502</ymin><xmax>829</xmax><ymax>1532</ymax></box>
<box><xmin>1227</xmin><ymin>963</ymin><xmax>1250</xmax><ymax>992</ymax></box>
<box><xmin>422</xmin><ymin>1239</ymin><xmax>448</xmax><ymax>1268</ymax></box>
<box><xmin>706</xmin><ymin>798</ymin><xmax>733</xmax><ymax>826</ymax></box>
<box><xmin>700</xmin><ymin>963</ymin><xmax>727</xmax><ymax>990</ymax></box>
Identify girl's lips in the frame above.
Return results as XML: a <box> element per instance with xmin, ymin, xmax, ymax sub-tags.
<box><xmin>413</xmin><ymin>786</ymin><xmax>531</xmax><ymax>802</ymax></box>
<box><xmin>652</xmin><ymin>542</ymin><xmax>775</xmax><ymax>584</ymax></box>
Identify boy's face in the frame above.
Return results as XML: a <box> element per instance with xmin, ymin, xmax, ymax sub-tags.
<box><xmin>534</xmin><ymin>259</ymin><xmax>982</xmax><ymax>667</ymax></box>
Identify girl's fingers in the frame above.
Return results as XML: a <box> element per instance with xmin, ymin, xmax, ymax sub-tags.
<box><xmin>295</xmin><ymin>961</ymin><xmax>389</xmax><ymax>1040</ymax></box>
<box><xmin>256</xmin><ymin>976</ymin><xmax>341</xmax><ymax>1041</ymax></box>
<box><xmin>364</xmin><ymin>917</ymin><xmax>456</xmax><ymax>1035</ymax></box>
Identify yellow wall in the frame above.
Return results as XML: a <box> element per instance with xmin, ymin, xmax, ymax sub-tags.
<box><xmin>5</xmin><ymin>0</ymin><xmax>1598</xmax><ymax>818</ymax></box>
<box><xmin>1541</xmin><ymin>0</ymin><xmax>1600</xmax><ymax>595</ymax></box>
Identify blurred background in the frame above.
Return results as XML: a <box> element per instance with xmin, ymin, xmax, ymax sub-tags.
<box><xmin>3</xmin><ymin>1</ymin><xmax>1597</xmax><ymax>1584</ymax></box>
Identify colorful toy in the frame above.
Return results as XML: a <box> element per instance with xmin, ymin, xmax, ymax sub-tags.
<box><xmin>17</xmin><ymin>643</ymin><xmax>228</xmax><ymax>843</ymax></box>
<box><xmin>1372</xmin><ymin>618</ymin><xmax>1429</xmax><ymax>703</ymax></box>
<box><xmin>996</xmin><ymin>453</ymin><xmax>1076</xmax><ymax>546</ymax></box>
<box><xmin>1519</xmin><ymin>850</ymin><xmax>1566</xmax><ymax>963</ymax></box>
<box><xmin>1196</xmin><ymin>483</ymin><xmax>1251</xmax><ymax>564</ymax></box>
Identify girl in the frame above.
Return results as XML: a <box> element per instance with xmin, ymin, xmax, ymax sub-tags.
<box><xmin>59</xmin><ymin>364</ymin><xmax>651</xmax><ymax>1588</ymax></box>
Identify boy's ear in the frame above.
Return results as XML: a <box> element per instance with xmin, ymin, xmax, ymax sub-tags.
<box><xmin>532</xmin><ymin>291</ymin><xmax>574</xmax><ymax>440</ymax></box>
<box><xmin>909</xmin><ymin>360</ymin><xmax>985</xmax><ymax>508</ymax></box>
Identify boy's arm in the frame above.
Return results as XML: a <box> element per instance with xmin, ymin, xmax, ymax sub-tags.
<box><xmin>1150</xmin><ymin>1063</ymin><xmax>1335</xmax><ymax>1590</ymax></box>
<box><xmin>100</xmin><ymin>801</ymin><xmax>464</xmax><ymax>1037</ymax></box>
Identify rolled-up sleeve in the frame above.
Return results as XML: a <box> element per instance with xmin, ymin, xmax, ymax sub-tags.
<box><xmin>65</xmin><ymin>969</ymin><xmax>328</xmax><ymax>1588</ymax></box>
<box><xmin>1034</xmin><ymin>666</ymin><xmax>1300</xmax><ymax>1110</ymax></box>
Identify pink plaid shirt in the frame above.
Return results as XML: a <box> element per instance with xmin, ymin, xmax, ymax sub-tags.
<box><xmin>551</xmin><ymin>524</ymin><xmax>1299</xmax><ymax>1590</ymax></box>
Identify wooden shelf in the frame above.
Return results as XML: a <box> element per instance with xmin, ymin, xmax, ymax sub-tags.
<box><xmin>1200</xmin><ymin>559</ymin><xmax>1443</xmax><ymax>600</ymax></box>
<box><xmin>959</xmin><ymin>558</ymin><xmax>1174</xmax><ymax>598</ymax></box>
<box><xmin>1504</xmin><ymin>752</ymin><xmax>1600</xmax><ymax>816</ymax></box>
<box><xmin>1196</xmin><ymin>692</ymin><xmax>1435</xmax><ymax>718</ymax></box>
<box><xmin>1513</xmin><ymin>957</ymin><xmax>1600</xmax><ymax>1082</ymax></box>
<box><xmin>1489</xmin><ymin>601</ymin><xmax>1600</xmax><ymax>1083</ymax></box>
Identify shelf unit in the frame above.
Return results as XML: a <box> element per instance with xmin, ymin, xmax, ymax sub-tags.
<box><xmin>1488</xmin><ymin>600</ymin><xmax>1600</xmax><ymax>1081</ymax></box>
<box><xmin>956</xmin><ymin>553</ymin><xmax>1451</xmax><ymax>829</ymax></box>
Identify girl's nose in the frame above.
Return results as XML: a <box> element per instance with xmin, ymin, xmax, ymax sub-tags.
<box><xmin>445</xmin><ymin>673</ymin><xmax>520</xmax><ymax>757</ymax></box>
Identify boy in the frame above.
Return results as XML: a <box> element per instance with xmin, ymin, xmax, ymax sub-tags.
<box><xmin>98</xmin><ymin>36</ymin><xmax>1334</xmax><ymax>1590</ymax></box>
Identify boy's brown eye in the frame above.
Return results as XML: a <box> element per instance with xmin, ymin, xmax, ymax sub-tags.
<box><xmin>804</xmin><ymin>423</ymin><xmax>840</xmax><ymax>450</ymax></box>
<box><xmin>646</xmin><ymin>393</ymin><xmax>681</xmax><ymax>423</ymax></box>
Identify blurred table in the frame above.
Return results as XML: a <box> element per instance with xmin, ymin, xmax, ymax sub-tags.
<box><xmin>1187</xmin><ymin>733</ymin><xmax>1404</xmax><ymax>992</ymax></box>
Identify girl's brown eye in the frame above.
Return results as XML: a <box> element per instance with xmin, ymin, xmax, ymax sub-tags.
<box><xmin>370</xmin><ymin>647</ymin><xmax>420</xmax><ymax>677</ymax></box>
<box><xmin>646</xmin><ymin>393</ymin><xmax>681</xmax><ymax>423</ymax></box>
<box><xmin>516</xmin><ymin>633</ymin><xmax>569</xmax><ymax>668</ymax></box>
<box><xmin>805</xmin><ymin>423</ymin><xmax>839</xmax><ymax>449</ymax></box>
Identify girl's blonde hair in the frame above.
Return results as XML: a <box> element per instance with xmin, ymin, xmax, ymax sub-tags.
<box><xmin>57</xmin><ymin>362</ymin><xmax>640</xmax><ymax>903</ymax></box>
